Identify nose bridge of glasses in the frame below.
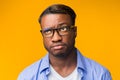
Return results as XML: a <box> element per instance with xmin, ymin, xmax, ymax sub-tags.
<box><xmin>53</xmin><ymin>28</ymin><xmax>61</xmax><ymax>36</ymax></box>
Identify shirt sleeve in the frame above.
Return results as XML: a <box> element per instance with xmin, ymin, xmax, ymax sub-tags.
<box><xmin>102</xmin><ymin>70</ymin><xmax>112</xmax><ymax>80</ymax></box>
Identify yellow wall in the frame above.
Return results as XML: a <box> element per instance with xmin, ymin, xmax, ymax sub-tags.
<box><xmin>0</xmin><ymin>0</ymin><xmax>120</xmax><ymax>80</ymax></box>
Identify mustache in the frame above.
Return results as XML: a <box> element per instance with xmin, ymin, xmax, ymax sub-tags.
<box><xmin>50</xmin><ymin>42</ymin><xmax>67</xmax><ymax>48</ymax></box>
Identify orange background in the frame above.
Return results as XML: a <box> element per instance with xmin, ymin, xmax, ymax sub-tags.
<box><xmin>0</xmin><ymin>0</ymin><xmax>120</xmax><ymax>80</ymax></box>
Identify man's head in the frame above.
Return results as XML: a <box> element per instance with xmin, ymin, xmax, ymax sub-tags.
<box><xmin>38</xmin><ymin>4</ymin><xmax>77</xmax><ymax>58</ymax></box>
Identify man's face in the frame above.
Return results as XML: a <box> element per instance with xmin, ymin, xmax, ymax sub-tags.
<box><xmin>40</xmin><ymin>14</ymin><xmax>77</xmax><ymax>58</ymax></box>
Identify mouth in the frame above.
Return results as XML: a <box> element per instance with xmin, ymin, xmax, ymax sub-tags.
<box><xmin>52</xmin><ymin>45</ymin><xmax>64</xmax><ymax>50</ymax></box>
<box><xmin>51</xmin><ymin>44</ymin><xmax>66</xmax><ymax>50</ymax></box>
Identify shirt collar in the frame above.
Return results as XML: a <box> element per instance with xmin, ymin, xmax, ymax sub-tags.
<box><xmin>39</xmin><ymin>49</ymin><xmax>87</xmax><ymax>74</ymax></box>
<box><xmin>39</xmin><ymin>54</ymin><xmax>49</xmax><ymax>73</ymax></box>
<box><xmin>76</xmin><ymin>49</ymin><xmax>87</xmax><ymax>73</ymax></box>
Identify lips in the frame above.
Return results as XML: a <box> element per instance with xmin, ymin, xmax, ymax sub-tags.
<box><xmin>52</xmin><ymin>45</ymin><xmax>64</xmax><ymax>49</ymax></box>
<box><xmin>51</xmin><ymin>43</ymin><xmax>66</xmax><ymax>50</ymax></box>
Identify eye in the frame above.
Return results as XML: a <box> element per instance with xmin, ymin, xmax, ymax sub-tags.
<box><xmin>43</xmin><ymin>29</ymin><xmax>52</xmax><ymax>35</ymax></box>
<box><xmin>59</xmin><ymin>27</ymin><xmax>68</xmax><ymax>32</ymax></box>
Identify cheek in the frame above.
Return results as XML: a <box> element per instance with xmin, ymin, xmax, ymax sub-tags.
<box><xmin>64</xmin><ymin>34</ymin><xmax>76</xmax><ymax>45</ymax></box>
<box><xmin>43</xmin><ymin>38</ymin><xmax>51</xmax><ymax>48</ymax></box>
<box><xmin>43</xmin><ymin>38</ymin><xmax>47</xmax><ymax>46</ymax></box>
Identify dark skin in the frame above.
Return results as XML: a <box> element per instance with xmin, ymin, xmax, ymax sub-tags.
<box><xmin>40</xmin><ymin>14</ymin><xmax>77</xmax><ymax>77</ymax></box>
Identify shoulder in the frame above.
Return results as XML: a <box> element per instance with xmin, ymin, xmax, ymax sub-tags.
<box><xmin>77</xmin><ymin>50</ymin><xmax>111</xmax><ymax>79</ymax></box>
<box><xmin>17</xmin><ymin>54</ymin><xmax>50</xmax><ymax>80</ymax></box>
<box><xmin>84</xmin><ymin>57</ymin><xmax>108</xmax><ymax>71</ymax></box>
<box><xmin>83</xmin><ymin>56</ymin><xmax>112</xmax><ymax>79</ymax></box>
<box><xmin>77</xmin><ymin>50</ymin><xmax>107</xmax><ymax>72</ymax></box>
<box><xmin>17</xmin><ymin>59</ymin><xmax>43</xmax><ymax>80</ymax></box>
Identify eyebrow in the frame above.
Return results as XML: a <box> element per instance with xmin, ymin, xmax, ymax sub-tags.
<box><xmin>42</xmin><ymin>23</ymin><xmax>69</xmax><ymax>30</ymax></box>
<box><xmin>42</xmin><ymin>28</ymin><xmax>52</xmax><ymax>31</ymax></box>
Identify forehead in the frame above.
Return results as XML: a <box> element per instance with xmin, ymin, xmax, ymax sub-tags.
<box><xmin>40</xmin><ymin>14</ymin><xmax>72</xmax><ymax>28</ymax></box>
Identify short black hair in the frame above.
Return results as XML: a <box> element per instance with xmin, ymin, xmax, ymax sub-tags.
<box><xmin>38</xmin><ymin>4</ymin><xmax>76</xmax><ymax>25</ymax></box>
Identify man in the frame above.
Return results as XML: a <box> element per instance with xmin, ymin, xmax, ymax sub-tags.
<box><xmin>18</xmin><ymin>4</ymin><xmax>112</xmax><ymax>80</ymax></box>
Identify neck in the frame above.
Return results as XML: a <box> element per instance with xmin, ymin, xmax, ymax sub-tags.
<box><xmin>49</xmin><ymin>48</ymin><xmax>77</xmax><ymax>69</ymax></box>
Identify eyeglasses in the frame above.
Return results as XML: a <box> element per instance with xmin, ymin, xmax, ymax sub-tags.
<box><xmin>40</xmin><ymin>25</ymin><xmax>76</xmax><ymax>38</ymax></box>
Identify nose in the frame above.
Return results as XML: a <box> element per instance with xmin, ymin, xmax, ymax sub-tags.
<box><xmin>51</xmin><ymin>30</ymin><xmax>62</xmax><ymax>42</ymax></box>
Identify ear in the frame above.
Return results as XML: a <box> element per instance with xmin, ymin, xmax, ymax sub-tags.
<box><xmin>74</xmin><ymin>27</ymin><xmax>77</xmax><ymax>38</ymax></box>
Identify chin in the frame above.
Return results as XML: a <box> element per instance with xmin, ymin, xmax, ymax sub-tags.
<box><xmin>53</xmin><ymin>53</ymin><xmax>66</xmax><ymax>58</ymax></box>
<box><xmin>52</xmin><ymin>50</ymin><xmax>68</xmax><ymax>58</ymax></box>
